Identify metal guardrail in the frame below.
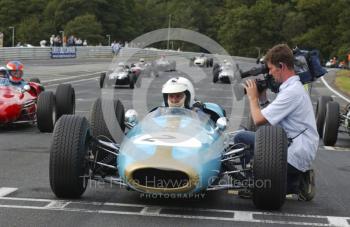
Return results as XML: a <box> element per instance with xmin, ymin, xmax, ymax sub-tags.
<box><xmin>0</xmin><ymin>46</ymin><xmax>255</xmax><ymax>63</ymax></box>
<box><xmin>0</xmin><ymin>46</ymin><xmax>114</xmax><ymax>61</ymax></box>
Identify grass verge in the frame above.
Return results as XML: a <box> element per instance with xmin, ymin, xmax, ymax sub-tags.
<box><xmin>335</xmin><ymin>70</ymin><xmax>350</xmax><ymax>96</ymax></box>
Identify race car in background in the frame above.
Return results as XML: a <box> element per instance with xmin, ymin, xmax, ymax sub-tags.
<box><xmin>189</xmin><ymin>54</ymin><xmax>213</xmax><ymax>67</ymax></box>
<box><xmin>151</xmin><ymin>55</ymin><xmax>176</xmax><ymax>77</ymax></box>
<box><xmin>99</xmin><ymin>62</ymin><xmax>141</xmax><ymax>89</ymax></box>
<box><xmin>0</xmin><ymin>79</ymin><xmax>75</xmax><ymax>132</ymax></box>
<box><xmin>130</xmin><ymin>58</ymin><xmax>152</xmax><ymax>77</ymax></box>
<box><xmin>212</xmin><ymin>61</ymin><xmax>235</xmax><ymax>83</ymax></box>
<box><xmin>316</xmin><ymin>96</ymin><xmax>350</xmax><ymax>146</ymax></box>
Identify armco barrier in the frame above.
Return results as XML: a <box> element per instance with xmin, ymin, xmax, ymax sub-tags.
<box><xmin>0</xmin><ymin>46</ymin><xmax>255</xmax><ymax>63</ymax></box>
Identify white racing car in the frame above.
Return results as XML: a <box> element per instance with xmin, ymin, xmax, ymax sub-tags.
<box><xmin>151</xmin><ymin>55</ymin><xmax>176</xmax><ymax>77</ymax></box>
<box><xmin>190</xmin><ymin>54</ymin><xmax>213</xmax><ymax>67</ymax></box>
<box><xmin>213</xmin><ymin>61</ymin><xmax>235</xmax><ymax>83</ymax></box>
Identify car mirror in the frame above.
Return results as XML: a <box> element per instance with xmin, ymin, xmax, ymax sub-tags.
<box><xmin>125</xmin><ymin>109</ymin><xmax>138</xmax><ymax>128</ymax></box>
<box><xmin>215</xmin><ymin>117</ymin><xmax>227</xmax><ymax>131</ymax></box>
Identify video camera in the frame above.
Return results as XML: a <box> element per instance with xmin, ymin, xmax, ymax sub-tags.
<box><xmin>233</xmin><ymin>63</ymin><xmax>280</xmax><ymax>101</ymax></box>
<box><xmin>240</xmin><ymin>64</ymin><xmax>280</xmax><ymax>93</ymax></box>
<box><xmin>234</xmin><ymin>48</ymin><xmax>327</xmax><ymax>101</ymax></box>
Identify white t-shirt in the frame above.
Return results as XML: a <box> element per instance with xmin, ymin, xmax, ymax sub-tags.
<box><xmin>261</xmin><ymin>76</ymin><xmax>319</xmax><ymax>172</ymax></box>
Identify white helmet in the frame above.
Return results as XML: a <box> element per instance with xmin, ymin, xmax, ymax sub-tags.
<box><xmin>162</xmin><ymin>77</ymin><xmax>195</xmax><ymax>108</ymax></box>
<box><xmin>139</xmin><ymin>58</ymin><xmax>145</xmax><ymax>63</ymax></box>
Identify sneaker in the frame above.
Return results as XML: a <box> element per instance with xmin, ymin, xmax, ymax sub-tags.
<box><xmin>298</xmin><ymin>169</ymin><xmax>315</xmax><ymax>201</ymax></box>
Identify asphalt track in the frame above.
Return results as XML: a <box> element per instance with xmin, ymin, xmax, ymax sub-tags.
<box><xmin>0</xmin><ymin>57</ymin><xmax>350</xmax><ymax>227</ymax></box>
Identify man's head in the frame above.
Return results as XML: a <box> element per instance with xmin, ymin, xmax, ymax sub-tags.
<box><xmin>162</xmin><ymin>77</ymin><xmax>195</xmax><ymax>108</ymax></box>
<box><xmin>6</xmin><ymin>61</ymin><xmax>24</xmax><ymax>83</ymax></box>
<box><xmin>265</xmin><ymin>44</ymin><xmax>295</xmax><ymax>83</ymax></box>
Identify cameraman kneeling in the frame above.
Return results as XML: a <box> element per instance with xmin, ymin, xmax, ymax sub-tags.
<box><xmin>235</xmin><ymin>44</ymin><xmax>319</xmax><ymax>201</ymax></box>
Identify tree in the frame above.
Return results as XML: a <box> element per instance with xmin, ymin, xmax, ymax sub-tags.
<box><xmin>64</xmin><ymin>14</ymin><xmax>103</xmax><ymax>45</ymax></box>
<box><xmin>17</xmin><ymin>16</ymin><xmax>42</xmax><ymax>45</ymax></box>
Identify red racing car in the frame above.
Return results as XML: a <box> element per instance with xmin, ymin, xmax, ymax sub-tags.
<box><xmin>0</xmin><ymin>78</ymin><xmax>75</xmax><ymax>132</ymax></box>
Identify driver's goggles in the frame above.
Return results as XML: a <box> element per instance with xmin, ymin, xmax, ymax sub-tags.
<box><xmin>9</xmin><ymin>70</ymin><xmax>23</xmax><ymax>77</ymax></box>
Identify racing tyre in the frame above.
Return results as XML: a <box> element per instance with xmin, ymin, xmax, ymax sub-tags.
<box><xmin>49</xmin><ymin>115</ymin><xmax>90</xmax><ymax>198</ymax></box>
<box><xmin>129</xmin><ymin>74</ymin><xmax>135</xmax><ymax>89</ymax></box>
<box><xmin>90</xmin><ymin>97</ymin><xmax>125</xmax><ymax>175</ymax></box>
<box><xmin>252</xmin><ymin>126</ymin><xmax>288</xmax><ymax>210</ymax></box>
<box><xmin>29</xmin><ymin>78</ymin><xmax>41</xmax><ymax>84</ymax></box>
<box><xmin>55</xmin><ymin>84</ymin><xmax>75</xmax><ymax>120</ymax></box>
<box><xmin>323</xmin><ymin>101</ymin><xmax>340</xmax><ymax>146</ymax></box>
<box><xmin>37</xmin><ymin>91</ymin><xmax>56</xmax><ymax>132</ymax></box>
<box><xmin>99</xmin><ymin>73</ymin><xmax>106</xmax><ymax>88</ymax></box>
<box><xmin>213</xmin><ymin>73</ymin><xmax>219</xmax><ymax>83</ymax></box>
<box><xmin>316</xmin><ymin>96</ymin><xmax>333</xmax><ymax>137</ymax></box>
<box><xmin>209</xmin><ymin>58</ymin><xmax>213</xmax><ymax>67</ymax></box>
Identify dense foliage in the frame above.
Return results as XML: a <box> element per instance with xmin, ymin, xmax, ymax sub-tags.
<box><xmin>0</xmin><ymin>0</ymin><xmax>349</xmax><ymax>60</ymax></box>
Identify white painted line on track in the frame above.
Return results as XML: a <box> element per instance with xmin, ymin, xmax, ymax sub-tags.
<box><xmin>45</xmin><ymin>201</ymin><xmax>71</xmax><ymax>209</ymax></box>
<box><xmin>41</xmin><ymin>71</ymin><xmax>104</xmax><ymax>83</ymax></box>
<box><xmin>321</xmin><ymin>76</ymin><xmax>350</xmax><ymax>103</ymax></box>
<box><xmin>46</xmin><ymin>77</ymin><xmax>99</xmax><ymax>88</ymax></box>
<box><xmin>233</xmin><ymin>211</ymin><xmax>253</xmax><ymax>222</ymax></box>
<box><xmin>322</xmin><ymin>146</ymin><xmax>350</xmax><ymax>152</ymax></box>
<box><xmin>0</xmin><ymin>195</ymin><xmax>349</xmax><ymax>226</ymax></box>
<box><xmin>0</xmin><ymin>188</ymin><xmax>18</xmax><ymax>197</ymax></box>
<box><xmin>327</xmin><ymin>216</ymin><xmax>349</xmax><ymax>227</ymax></box>
<box><xmin>140</xmin><ymin>207</ymin><xmax>161</xmax><ymax>215</ymax></box>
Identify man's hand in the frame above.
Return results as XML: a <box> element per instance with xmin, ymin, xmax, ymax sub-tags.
<box><xmin>243</xmin><ymin>79</ymin><xmax>259</xmax><ymax>102</ymax></box>
<box><xmin>243</xmin><ymin>79</ymin><xmax>268</xmax><ymax>126</ymax></box>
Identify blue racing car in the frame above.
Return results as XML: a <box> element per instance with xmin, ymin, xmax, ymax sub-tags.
<box><xmin>49</xmin><ymin>97</ymin><xmax>288</xmax><ymax>210</ymax></box>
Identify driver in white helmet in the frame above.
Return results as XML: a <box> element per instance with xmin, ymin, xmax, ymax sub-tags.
<box><xmin>162</xmin><ymin>77</ymin><xmax>196</xmax><ymax>109</ymax></box>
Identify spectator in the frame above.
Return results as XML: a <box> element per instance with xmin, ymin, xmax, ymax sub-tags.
<box><xmin>83</xmin><ymin>40</ymin><xmax>87</xmax><ymax>46</ymax></box>
<box><xmin>76</xmin><ymin>38</ymin><xmax>82</xmax><ymax>46</ymax></box>
<box><xmin>39</xmin><ymin>40</ymin><xmax>46</xmax><ymax>47</ymax></box>
<box><xmin>67</xmin><ymin>35</ymin><xmax>75</xmax><ymax>46</ymax></box>
<box><xmin>50</xmin><ymin>35</ymin><xmax>54</xmax><ymax>47</ymax></box>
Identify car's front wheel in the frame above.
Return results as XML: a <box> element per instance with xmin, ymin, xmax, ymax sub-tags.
<box><xmin>252</xmin><ymin>126</ymin><xmax>288</xmax><ymax>210</ymax></box>
<box><xmin>37</xmin><ymin>91</ymin><xmax>56</xmax><ymax>132</ymax></box>
<box><xmin>49</xmin><ymin>115</ymin><xmax>90</xmax><ymax>198</ymax></box>
<box><xmin>323</xmin><ymin>101</ymin><xmax>340</xmax><ymax>146</ymax></box>
<box><xmin>55</xmin><ymin>84</ymin><xmax>75</xmax><ymax>120</ymax></box>
<box><xmin>316</xmin><ymin>96</ymin><xmax>333</xmax><ymax>137</ymax></box>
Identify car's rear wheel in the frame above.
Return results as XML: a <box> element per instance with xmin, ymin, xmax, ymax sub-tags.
<box><xmin>99</xmin><ymin>73</ymin><xmax>106</xmax><ymax>88</ymax></box>
<box><xmin>37</xmin><ymin>91</ymin><xmax>56</xmax><ymax>132</ymax></box>
<box><xmin>316</xmin><ymin>96</ymin><xmax>333</xmax><ymax>137</ymax></box>
<box><xmin>55</xmin><ymin>84</ymin><xmax>75</xmax><ymax>120</ymax></box>
<box><xmin>129</xmin><ymin>74</ymin><xmax>135</xmax><ymax>89</ymax></box>
<box><xmin>89</xmin><ymin>97</ymin><xmax>125</xmax><ymax>175</ymax></box>
<box><xmin>50</xmin><ymin>115</ymin><xmax>90</xmax><ymax>198</ymax></box>
<box><xmin>323</xmin><ymin>101</ymin><xmax>340</xmax><ymax>146</ymax></box>
<box><xmin>252</xmin><ymin>126</ymin><xmax>288</xmax><ymax>210</ymax></box>
<box><xmin>29</xmin><ymin>78</ymin><xmax>41</xmax><ymax>84</ymax></box>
